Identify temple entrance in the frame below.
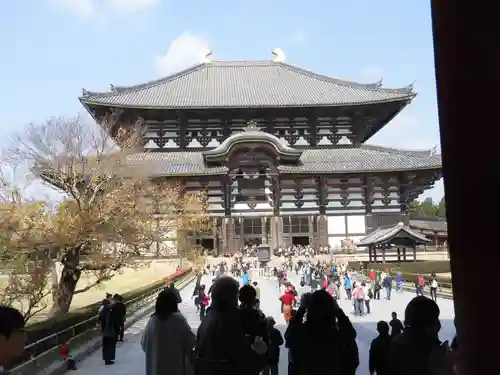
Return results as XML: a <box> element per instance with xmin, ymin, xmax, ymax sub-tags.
<box><xmin>292</xmin><ymin>236</ymin><xmax>310</xmax><ymax>246</ymax></box>
<box><xmin>197</xmin><ymin>238</ymin><xmax>214</xmax><ymax>251</ymax></box>
<box><xmin>244</xmin><ymin>237</ymin><xmax>262</xmax><ymax>246</ymax></box>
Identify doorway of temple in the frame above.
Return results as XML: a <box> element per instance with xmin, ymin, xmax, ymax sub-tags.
<box><xmin>292</xmin><ymin>236</ymin><xmax>310</xmax><ymax>246</ymax></box>
<box><xmin>197</xmin><ymin>238</ymin><xmax>214</xmax><ymax>251</ymax></box>
<box><xmin>244</xmin><ymin>237</ymin><xmax>262</xmax><ymax>247</ymax></box>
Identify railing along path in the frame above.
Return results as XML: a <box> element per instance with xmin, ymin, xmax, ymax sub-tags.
<box><xmin>12</xmin><ymin>273</ymin><xmax>194</xmax><ymax>375</ymax></box>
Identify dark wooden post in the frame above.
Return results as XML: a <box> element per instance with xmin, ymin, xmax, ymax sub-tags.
<box><xmin>368</xmin><ymin>246</ymin><xmax>372</xmax><ymax>262</ymax></box>
<box><xmin>413</xmin><ymin>246</ymin><xmax>416</xmax><ymax>262</ymax></box>
<box><xmin>431</xmin><ymin>2</ymin><xmax>500</xmax><ymax>373</ymax></box>
<box><xmin>382</xmin><ymin>248</ymin><xmax>386</xmax><ymax>263</ymax></box>
<box><xmin>397</xmin><ymin>247</ymin><xmax>401</xmax><ymax>262</ymax></box>
<box><xmin>403</xmin><ymin>247</ymin><xmax>407</xmax><ymax>261</ymax></box>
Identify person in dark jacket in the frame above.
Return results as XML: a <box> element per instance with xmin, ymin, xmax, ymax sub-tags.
<box><xmin>389</xmin><ymin>312</ymin><xmax>404</xmax><ymax>338</ymax></box>
<box><xmin>388</xmin><ymin>296</ymin><xmax>453</xmax><ymax>375</ymax></box>
<box><xmin>99</xmin><ymin>299</ymin><xmax>121</xmax><ymax>365</ymax></box>
<box><xmin>165</xmin><ymin>280</ymin><xmax>182</xmax><ymax>304</ymax></box>
<box><xmin>238</xmin><ymin>285</ymin><xmax>269</xmax><ymax>348</ymax></box>
<box><xmin>263</xmin><ymin>316</ymin><xmax>283</xmax><ymax>375</ymax></box>
<box><xmin>369</xmin><ymin>321</ymin><xmax>391</xmax><ymax>375</ymax></box>
<box><xmin>286</xmin><ymin>290</ymin><xmax>357</xmax><ymax>375</ymax></box>
<box><xmin>195</xmin><ymin>277</ymin><xmax>268</xmax><ymax>375</ymax></box>
<box><xmin>112</xmin><ymin>294</ymin><xmax>126</xmax><ymax>342</ymax></box>
<box><xmin>285</xmin><ymin>293</ymin><xmax>311</xmax><ymax>375</ymax></box>
<box><xmin>0</xmin><ymin>305</ymin><xmax>25</xmax><ymax>374</ymax></box>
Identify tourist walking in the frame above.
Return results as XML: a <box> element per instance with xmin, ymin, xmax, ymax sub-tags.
<box><xmin>99</xmin><ymin>299</ymin><xmax>121</xmax><ymax>365</ymax></box>
<box><xmin>141</xmin><ymin>288</ymin><xmax>195</xmax><ymax>375</ymax></box>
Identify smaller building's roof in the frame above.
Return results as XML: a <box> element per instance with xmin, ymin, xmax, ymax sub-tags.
<box><xmin>410</xmin><ymin>218</ymin><xmax>447</xmax><ymax>233</ymax></box>
<box><xmin>358</xmin><ymin>222</ymin><xmax>431</xmax><ymax>247</ymax></box>
<box><xmin>80</xmin><ymin>60</ymin><xmax>416</xmax><ymax>109</ymax></box>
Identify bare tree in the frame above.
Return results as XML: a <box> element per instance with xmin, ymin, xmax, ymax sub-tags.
<box><xmin>0</xmin><ymin>115</ymin><xmax>209</xmax><ymax>318</ymax></box>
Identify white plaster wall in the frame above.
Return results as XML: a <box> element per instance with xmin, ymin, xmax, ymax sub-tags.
<box><xmin>328</xmin><ymin>236</ymin><xmax>343</xmax><ymax>248</ymax></box>
<box><xmin>327</xmin><ymin>216</ymin><xmax>346</xmax><ymax>235</ymax></box>
<box><xmin>347</xmin><ymin>215</ymin><xmax>366</xmax><ymax>235</ymax></box>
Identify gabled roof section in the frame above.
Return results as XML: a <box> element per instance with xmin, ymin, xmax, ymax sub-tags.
<box><xmin>203</xmin><ymin>122</ymin><xmax>303</xmax><ymax>164</ymax></box>
<box><xmin>80</xmin><ymin>60</ymin><xmax>416</xmax><ymax>109</ymax></box>
<box><xmin>357</xmin><ymin>222</ymin><xmax>431</xmax><ymax>247</ymax></box>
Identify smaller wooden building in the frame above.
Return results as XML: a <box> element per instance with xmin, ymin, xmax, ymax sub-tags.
<box><xmin>358</xmin><ymin>222</ymin><xmax>431</xmax><ymax>262</ymax></box>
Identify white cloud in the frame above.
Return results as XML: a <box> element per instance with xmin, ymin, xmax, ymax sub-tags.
<box><xmin>49</xmin><ymin>0</ymin><xmax>159</xmax><ymax>19</ymax></box>
<box><xmin>154</xmin><ymin>32</ymin><xmax>211</xmax><ymax>76</ymax></box>
<box><xmin>292</xmin><ymin>29</ymin><xmax>307</xmax><ymax>44</ymax></box>
<box><xmin>50</xmin><ymin>0</ymin><xmax>95</xmax><ymax>18</ymax></box>
<box><xmin>359</xmin><ymin>66</ymin><xmax>383</xmax><ymax>82</ymax></box>
<box><xmin>106</xmin><ymin>0</ymin><xmax>160</xmax><ymax>14</ymax></box>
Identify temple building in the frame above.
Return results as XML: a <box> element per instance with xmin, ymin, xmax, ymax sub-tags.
<box><xmin>79</xmin><ymin>49</ymin><xmax>442</xmax><ymax>254</ymax></box>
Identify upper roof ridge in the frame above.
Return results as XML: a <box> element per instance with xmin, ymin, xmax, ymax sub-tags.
<box><xmin>80</xmin><ymin>59</ymin><xmax>415</xmax><ymax>99</ymax></box>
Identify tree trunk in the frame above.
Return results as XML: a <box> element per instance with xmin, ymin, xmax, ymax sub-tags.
<box><xmin>49</xmin><ymin>252</ymin><xmax>81</xmax><ymax>317</ymax></box>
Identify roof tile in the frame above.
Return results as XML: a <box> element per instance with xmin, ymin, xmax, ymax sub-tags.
<box><xmin>125</xmin><ymin>145</ymin><xmax>441</xmax><ymax>176</ymax></box>
<box><xmin>81</xmin><ymin>60</ymin><xmax>415</xmax><ymax>109</ymax></box>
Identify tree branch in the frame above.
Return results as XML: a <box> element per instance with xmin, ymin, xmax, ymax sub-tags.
<box><xmin>74</xmin><ymin>274</ymin><xmax>113</xmax><ymax>294</ymax></box>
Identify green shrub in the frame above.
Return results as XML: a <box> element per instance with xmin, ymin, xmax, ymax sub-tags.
<box><xmin>25</xmin><ymin>268</ymin><xmax>192</xmax><ymax>350</ymax></box>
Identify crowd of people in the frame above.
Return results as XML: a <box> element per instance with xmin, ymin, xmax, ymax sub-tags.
<box><xmin>0</xmin><ymin>255</ymin><xmax>457</xmax><ymax>375</ymax></box>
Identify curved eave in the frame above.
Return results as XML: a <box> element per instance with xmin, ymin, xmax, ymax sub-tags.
<box><xmin>79</xmin><ymin>94</ymin><xmax>417</xmax><ymax>111</ymax></box>
<box><xmin>203</xmin><ymin>136</ymin><xmax>302</xmax><ymax>161</ymax></box>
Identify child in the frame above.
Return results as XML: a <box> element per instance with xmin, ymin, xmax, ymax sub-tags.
<box><xmin>197</xmin><ymin>285</ymin><xmax>210</xmax><ymax>321</ymax></box>
<box><xmin>264</xmin><ymin>316</ymin><xmax>284</xmax><ymax>375</ymax></box>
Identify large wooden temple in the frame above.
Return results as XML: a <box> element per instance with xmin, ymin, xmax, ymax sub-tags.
<box><xmin>79</xmin><ymin>49</ymin><xmax>442</xmax><ymax>254</ymax></box>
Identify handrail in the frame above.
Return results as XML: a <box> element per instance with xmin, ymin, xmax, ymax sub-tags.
<box><xmin>11</xmin><ymin>272</ymin><xmax>193</xmax><ymax>373</ymax></box>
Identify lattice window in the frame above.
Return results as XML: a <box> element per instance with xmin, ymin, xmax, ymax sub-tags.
<box><xmin>283</xmin><ymin>216</ymin><xmax>310</xmax><ymax>234</ymax></box>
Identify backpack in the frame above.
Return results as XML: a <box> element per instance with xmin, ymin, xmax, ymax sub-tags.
<box><xmin>368</xmin><ymin>289</ymin><xmax>374</xmax><ymax>299</ymax></box>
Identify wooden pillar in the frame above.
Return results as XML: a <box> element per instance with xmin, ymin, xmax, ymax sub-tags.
<box><xmin>239</xmin><ymin>217</ymin><xmax>245</xmax><ymax>250</ymax></box>
<box><xmin>397</xmin><ymin>247</ymin><xmax>401</xmax><ymax>262</ymax></box>
<box><xmin>413</xmin><ymin>246</ymin><xmax>417</xmax><ymax>262</ymax></box>
<box><xmin>382</xmin><ymin>248</ymin><xmax>386</xmax><ymax>263</ymax></box>
<box><xmin>270</xmin><ymin>216</ymin><xmax>282</xmax><ymax>250</ymax></box>
<box><xmin>368</xmin><ymin>246</ymin><xmax>372</xmax><ymax>262</ymax></box>
<box><xmin>261</xmin><ymin>216</ymin><xmax>268</xmax><ymax>244</ymax></box>
<box><xmin>431</xmin><ymin>1</ymin><xmax>499</xmax><ymax>374</ymax></box>
<box><xmin>308</xmin><ymin>215</ymin><xmax>314</xmax><ymax>246</ymax></box>
<box><xmin>403</xmin><ymin>247</ymin><xmax>407</xmax><ymax>261</ymax></box>
<box><xmin>212</xmin><ymin>217</ymin><xmax>219</xmax><ymax>255</ymax></box>
<box><xmin>317</xmin><ymin>215</ymin><xmax>328</xmax><ymax>247</ymax></box>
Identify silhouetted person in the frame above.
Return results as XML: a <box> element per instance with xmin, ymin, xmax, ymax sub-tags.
<box><xmin>389</xmin><ymin>312</ymin><xmax>404</xmax><ymax>338</ymax></box>
<box><xmin>165</xmin><ymin>279</ymin><xmax>182</xmax><ymax>303</ymax></box>
<box><xmin>141</xmin><ymin>288</ymin><xmax>195</xmax><ymax>375</ymax></box>
<box><xmin>99</xmin><ymin>299</ymin><xmax>121</xmax><ymax>365</ymax></box>
<box><xmin>369</xmin><ymin>321</ymin><xmax>391</xmax><ymax>375</ymax></box>
<box><xmin>263</xmin><ymin>316</ymin><xmax>283</xmax><ymax>375</ymax></box>
<box><xmin>238</xmin><ymin>285</ymin><xmax>268</xmax><ymax>347</ymax></box>
<box><xmin>0</xmin><ymin>306</ymin><xmax>25</xmax><ymax>374</ymax></box>
<box><xmin>388</xmin><ymin>296</ymin><xmax>453</xmax><ymax>375</ymax></box>
<box><xmin>285</xmin><ymin>292</ymin><xmax>312</xmax><ymax>375</ymax></box>
<box><xmin>195</xmin><ymin>276</ymin><xmax>267</xmax><ymax>375</ymax></box>
<box><xmin>286</xmin><ymin>290</ymin><xmax>358</xmax><ymax>375</ymax></box>
<box><xmin>112</xmin><ymin>294</ymin><xmax>126</xmax><ymax>342</ymax></box>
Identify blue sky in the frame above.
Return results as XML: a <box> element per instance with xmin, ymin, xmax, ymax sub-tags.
<box><xmin>0</xmin><ymin>0</ymin><xmax>443</xmax><ymax>201</ymax></box>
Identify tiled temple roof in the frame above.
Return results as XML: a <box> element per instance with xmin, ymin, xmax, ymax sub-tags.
<box><xmin>125</xmin><ymin>145</ymin><xmax>441</xmax><ymax>176</ymax></box>
<box><xmin>358</xmin><ymin>222</ymin><xmax>431</xmax><ymax>246</ymax></box>
<box><xmin>80</xmin><ymin>60</ymin><xmax>416</xmax><ymax>109</ymax></box>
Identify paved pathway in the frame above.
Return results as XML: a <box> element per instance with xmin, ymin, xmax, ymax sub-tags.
<box><xmin>70</xmin><ymin>273</ymin><xmax>456</xmax><ymax>375</ymax></box>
